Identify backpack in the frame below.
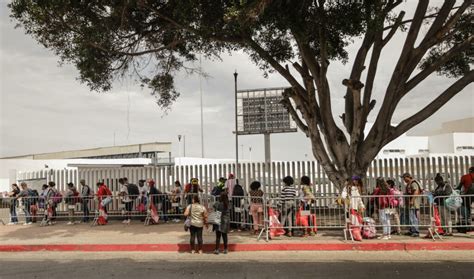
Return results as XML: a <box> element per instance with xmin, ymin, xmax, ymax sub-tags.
<box><xmin>73</xmin><ymin>189</ymin><xmax>82</xmax><ymax>204</ymax></box>
<box><xmin>445</xmin><ymin>190</ymin><xmax>463</xmax><ymax>210</ymax></box>
<box><xmin>52</xmin><ymin>191</ymin><xmax>63</xmax><ymax>204</ymax></box>
<box><xmin>29</xmin><ymin>189</ymin><xmax>39</xmax><ymax>205</ymax></box>
<box><xmin>211</xmin><ymin>186</ymin><xmax>223</xmax><ymax>197</ymax></box>
<box><xmin>233</xmin><ymin>184</ymin><xmax>244</xmax><ymax>197</ymax></box>
<box><xmin>411</xmin><ymin>180</ymin><xmax>424</xmax><ymax>194</ymax></box>
<box><xmin>362</xmin><ymin>217</ymin><xmax>377</xmax><ymax>239</ymax></box>
<box><xmin>388</xmin><ymin>188</ymin><xmax>399</xmax><ymax>207</ymax></box>
<box><xmin>127</xmin><ymin>184</ymin><xmax>140</xmax><ymax>197</ymax></box>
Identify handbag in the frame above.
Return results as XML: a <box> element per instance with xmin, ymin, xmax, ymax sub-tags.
<box><xmin>184</xmin><ymin>204</ymin><xmax>192</xmax><ymax>232</ymax></box>
<box><xmin>208</xmin><ymin>210</ymin><xmax>222</xmax><ymax>225</ymax></box>
<box><xmin>101</xmin><ymin>196</ymin><xmax>113</xmax><ymax>207</ymax></box>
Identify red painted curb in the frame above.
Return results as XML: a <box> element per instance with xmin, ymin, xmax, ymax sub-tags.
<box><xmin>0</xmin><ymin>242</ymin><xmax>473</xmax><ymax>252</ymax></box>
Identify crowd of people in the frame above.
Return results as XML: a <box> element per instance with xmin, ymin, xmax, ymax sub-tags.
<box><xmin>2</xmin><ymin>167</ymin><xmax>473</xmax><ymax>251</ymax></box>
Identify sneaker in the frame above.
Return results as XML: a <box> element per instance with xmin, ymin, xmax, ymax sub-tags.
<box><xmin>198</xmin><ymin>250</ymin><xmax>203</xmax><ymax>254</ymax></box>
<box><xmin>223</xmin><ymin>249</ymin><xmax>228</xmax><ymax>254</ymax></box>
<box><xmin>191</xmin><ymin>250</ymin><xmax>196</xmax><ymax>254</ymax></box>
<box><xmin>24</xmin><ymin>222</ymin><xmax>33</xmax><ymax>226</ymax></box>
<box><xmin>411</xmin><ymin>233</ymin><xmax>420</xmax><ymax>237</ymax></box>
<box><xmin>67</xmin><ymin>221</ymin><xmax>74</xmax><ymax>225</ymax></box>
<box><xmin>122</xmin><ymin>220</ymin><xmax>128</xmax><ymax>224</ymax></box>
<box><xmin>213</xmin><ymin>249</ymin><xmax>219</xmax><ymax>255</ymax></box>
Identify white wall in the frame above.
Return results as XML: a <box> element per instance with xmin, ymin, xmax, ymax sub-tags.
<box><xmin>429</xmin><ymin>133</ymin><xmax>455</xmax><ymax>153</ymax></box>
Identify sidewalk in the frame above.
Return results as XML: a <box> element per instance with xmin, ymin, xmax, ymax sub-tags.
<box><xmin>1</xmin><ymin>222</ymin><xmax>473</xmax><ymax>252</ymax></box>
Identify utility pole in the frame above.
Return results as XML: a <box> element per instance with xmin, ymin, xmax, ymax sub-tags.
<box><xmin>234</xmin><ymin>70</ymin><xmax>239</xmax><ymax>181</ymax></box>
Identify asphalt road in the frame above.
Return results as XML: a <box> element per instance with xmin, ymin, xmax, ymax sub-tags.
<box><xmin>1</xmin><ymin>251</ymin><xmax>473</xmax><ymax>279</ymax></box>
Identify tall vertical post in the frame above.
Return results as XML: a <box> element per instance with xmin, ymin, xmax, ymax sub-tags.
<box><xmin>264</xmin><ymin>133</ymin><xmax>271</xmax><ymax>165</ymax></box>
<box><xmin>199</xmin><ymin>55</ymin><xmax>204</xmax><ymax>158</ymax></box>
<box><xmin>234</xmin><ymin>71</ymin><xmax>239</xmax><ymax>181</ymax></box>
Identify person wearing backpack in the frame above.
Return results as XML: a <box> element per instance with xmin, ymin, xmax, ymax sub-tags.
<box><xmin>119</xmin><ymin>178</ymin><xmax>133</xmax><ymax>224</ymax></box>
<box><xmin>29</xmin><ymin>189</ymin><xmax>39</xmax><ymax>223</ymax></box>
<box><xmin>45</xmin><ymin>181</ymin><xmax>60</xmax><ymax>224</ymax></box>
<box><xmin>372</xmin><ymin>178</ymin><xmax>392</xmax><ymax>239</ymax></box>
<box><xmin>211</xmin><ymin>177</ymin><xmax>226</xmax><ymax>197</ymax></box>
<box><xmin>456</xmin><ymin>166</ymin><xmax>474</xmax><ymax>226</ymax></box>
<box><xmin>401</xmin><ymin>173</ymin><xmax>421</xmax><ymax>237</ymax></box>
<box><xmin>432</xmin><ymin>174</ymin><xmax>452</xmax><ymax>235</ymax></box>
<box><xmin>96</xmin><ymin>182</ymin><xmax>113</xmax><ymax>225</ymax></box>
<box><xmin>17</xmin><ymin>182</ymin><xmax>33</xmax><ymax>225</ymax></box>
<box><xmin>387</xmin><ymin>179</ymin><xmax>402</xmax><ymax>235</ymax></box>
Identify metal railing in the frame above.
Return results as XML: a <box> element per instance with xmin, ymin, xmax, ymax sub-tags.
<box><xmin>1</xmin><ymin>192</ymin><xmax>472</xmax><ymax>242</ymax></box>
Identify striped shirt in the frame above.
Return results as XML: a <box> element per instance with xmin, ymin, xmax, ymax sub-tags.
<box><xmin>280</xmin><ymin>185</ymin><xmax>298</xmax><ymax>200</ymax></box>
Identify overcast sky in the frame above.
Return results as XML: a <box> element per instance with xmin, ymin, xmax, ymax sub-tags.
<box><xmin>0</xmin><ymin>0</ymin><xmax>473</xmax><ymax>161</ymax></box>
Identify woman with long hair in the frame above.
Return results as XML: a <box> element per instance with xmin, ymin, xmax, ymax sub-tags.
<box><xmin>249</xmin><ymin>181</ymin><xmax>264</xmax><ymax>235</ymax></box>
<box><xmin>184</xmin><ymin>195</ymin><xmax>208</xmax><ymax>254</ymax></box>
<box><xmin>213</xmin><ymin>192</ymin><xmax>231</xmax><ymax>254</ymax></box>
<box><xmin>373</xmin><ymin>177</ymin><xmax>392</xmax><ymax>239</ymax></box>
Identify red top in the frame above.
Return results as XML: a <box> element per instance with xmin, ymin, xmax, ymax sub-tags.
<box><xmin>460</xmin><ymin>173</ymin><xmax>473</xmax><ymax>192</ymax></box>
<box><xmin>97</xmin><ymin>185</ymin><xmax>112</xmax><ymax>203</ymax></box>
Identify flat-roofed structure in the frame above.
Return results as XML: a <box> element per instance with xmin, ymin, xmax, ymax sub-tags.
<box><xmin>1</xmin><ymin>142</ymin><xmax>172</xmax><ymax>160</ymax></box>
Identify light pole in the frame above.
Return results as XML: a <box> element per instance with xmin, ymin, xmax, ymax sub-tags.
<box><xmin>234</xmin><ymin>70</ymin><xmax>239</xmax><ymax>181</ymax></box>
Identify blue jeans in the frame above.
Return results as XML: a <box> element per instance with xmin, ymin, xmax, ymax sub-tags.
<box><xmin>82</xmin><ymin>200</ymin><xmax>90</xmax><ymax>222</ymax></box>
<box><xmin>10</xmin><ymin>200</ymin><xmax>18</xmax><ymax>223</ymax></box>
<box><xmin>409</xmin><ymin>209</ymin><xmax>419</xmax><ymax>234</ymax></box>
<box><xmin>379</xmin><ymin>209</ymin><xmax>391</xmax><ymax>235</ymax></box>
<box><xmin>23</xmin><ymin>203</ymin><xmax>32</xmax><ymax>223</ymax></box>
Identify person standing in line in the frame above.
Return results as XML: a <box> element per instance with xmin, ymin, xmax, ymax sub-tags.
<box><xmin>387</xmin><ymin>179</ymin><xmax>402</xmax><ymax>235</ymax></box>
<box><xmin>46</xmin><ymin>181</ymin><xmax>59</xmax><ymax>224</ymax></box>
<box><xmin>213</xmin><ymin>192</ymin><xmax>231</xmax><ymax>255</ymax></box>
<box><xmin>341</xmin><ymin>176</ymin><xmax>365</xmax><ymax>231</ymax></box>
<box><xmin>280</xmin><ymin>176</ymin><xmax>298</xmax><ymax>237</ymax></box>
<box><xmin>96</xmin><ymin>182</ymin><xmax>113</xmax><ymax>225</ymax></box>
<box><xmin>225</xmin><ymin>173</ymin><xmax>236</xmax><ymax>201</ymax></box>
<box><xmin>401</xmin><ymin>173</ymin><xmax>422</xmax><ymax>237</ymax></box>
<box><xmin>372</xmin><ymin>178</ymin><xmax>392</xmax><ymax>240</ymax></box>
<box><xmin>17</xmin><ymin>182</ymin><xmax>33</xmax><ymax>225</ymax></box>
<box><xmin>171</xmin><ymin>180</ymin><xmax>183</xmax><ymax>221</ymax></box>
<box><xmin>456</xmin><ymin>166</ymin><xmax>474</xmax><ymax>225</ymax></box>
<box><xmin>249</xmin><ymin>181</ymin><xmax>264</xmax><ymax>235</ymax></box>
<box><xmin>119</xmin><ymin>178</ymin><xmax>133</xmax><ymax>224</ymax></box>
<box><xmin>184</xmin><ymin>195</ymin><xmax>208</xmax><ymax>254</ymax></box>
<box><xmin>138</xmin><ymin>179</ymin><xmax>148</xmax><ymax>207</ymax></box>
<box><xmin>7</xmin><ymin>184</ymin><xmax>20</xmax><ymax>225</ymax></box>
<box><xmin>80</xmin><ymin>179</ymin><xmax>91</xmax><ymax>223</ymax></box>
<box><xmin>432</xmin><ymin>174</ymin><xmax>452</xmax><ymax>235</ymax></box>
<box><xmin>65</xmin><ymin>182</ymin><xmax>79</xmax><ymax>225</ymax></box>
<box><xmin>186</xmin><ymin>178</ymin><xmax>203</xmax><ymax>205</ymax></box>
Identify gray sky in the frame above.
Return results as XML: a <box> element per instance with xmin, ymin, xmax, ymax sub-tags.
<box><xmin>1</xmin><ymin>0</ymin><xmax>473</xmax><ymax>161</ymax></box>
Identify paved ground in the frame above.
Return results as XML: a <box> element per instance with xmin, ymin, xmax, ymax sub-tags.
<box><xmin>2</xmin><ymin>222</ymin><xmax>473</xmax><ymax>246</ymax></box>
<box><xmin>0</xmin><ymin>251</ymin><xmax>473</xmax><ymax>279</ymax></box>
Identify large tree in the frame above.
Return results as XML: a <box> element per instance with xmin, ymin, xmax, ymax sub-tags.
<box><xmin>9</xmin><ymin>0</ymin><xmax>473</xmax><ymax>189</ymax></box>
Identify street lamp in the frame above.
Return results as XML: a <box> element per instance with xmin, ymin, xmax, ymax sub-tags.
<box><xmin>234</xmin><ymin>70</ymin><xmax>239</xmax><ymax>181</ymax></box>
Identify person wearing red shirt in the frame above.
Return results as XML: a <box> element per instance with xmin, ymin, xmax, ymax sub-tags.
<box><xmin>457</xmin><ymin>167</ymin><xmax>474</xmax><ymax>225</ymax></box>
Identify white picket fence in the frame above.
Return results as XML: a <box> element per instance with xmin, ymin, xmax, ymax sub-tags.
<box><xmin>16</xmin><ymin>156</ymin><xmax>474</xmax><ymax>195</ymax></box>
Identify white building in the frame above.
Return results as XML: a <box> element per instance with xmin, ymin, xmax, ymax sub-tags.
<box><xmin>377</xmin><ymin>118</ymin><xmax>474</xmax><ymax>159</ymax></box>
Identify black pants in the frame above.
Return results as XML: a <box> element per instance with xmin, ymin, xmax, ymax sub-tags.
<box><xmin>82</xmin><ymin>200</ymin><xmax>90</xmax><ymax>222</ymax></box>
<box><xmin>215</xmin><ymin>230</ymin><xmax>228</xmax><ymax>250</ymax></box>
<box><xmin>189</xmin><ymin>226</ymin><xmax>203</xmax><ymax>251</ymax></box>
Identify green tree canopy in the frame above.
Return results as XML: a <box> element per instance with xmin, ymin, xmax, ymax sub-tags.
<box><xmin>10</xmin><ymin>0</ymin><xmax>473</xmax><ymax>189</ymax></box>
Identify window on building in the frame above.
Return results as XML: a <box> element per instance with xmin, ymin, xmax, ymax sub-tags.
<box><xmin>456</xmin><ymin>146</ymin><xmax>474</xmax><ymax>151</ymax></box>
<box><xmin>382</xmin><ymin>149</ymin><xmax>406</xmax><ymax>154</ymax></box>
<box><xmin>418</xmin><ymin>149</ymin><xmax>429</xmax><ymax>153</ymax></box>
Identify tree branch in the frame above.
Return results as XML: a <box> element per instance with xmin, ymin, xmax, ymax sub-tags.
<box><xmin>384</xmin><ymin>70</ymin><xmax>474</xmax><ymax>145</ymax></box>
<box><xmin>403</xmin><ymin>35</ymin><xmax>473</xmax><ymax>95</ymax></box>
